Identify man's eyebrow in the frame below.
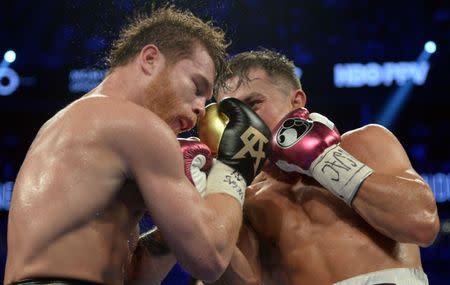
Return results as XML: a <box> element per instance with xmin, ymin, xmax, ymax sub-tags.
<box><xmin>248</xmin><ymin>77</ymin><xmax>262</xmax><ymax>82</ymax></box>
<box><xmin>242</xmin><ymin>92</ymin><xmax>265</xmax><ymax>102</ymax></box>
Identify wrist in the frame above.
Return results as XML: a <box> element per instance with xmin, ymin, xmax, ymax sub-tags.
<box><xmin>205</xmin><ymin>160</ymin><xmax>247</xmax><ymax>207</ymax></box>
<box><xmin>310</xmin><ymin>144</ymin><xmax>373</xmax><ymax>206</ymax></box>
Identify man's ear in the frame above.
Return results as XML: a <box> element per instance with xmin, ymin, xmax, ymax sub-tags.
<box><xmin>139</xmin><ymin>44</ymin><xmax>163</xmax><ymax>75</ymax></box>
<box><xmin>290</xmin><ymin>89</ymin><xmax>307</xmax><ymax>109</ymax></box>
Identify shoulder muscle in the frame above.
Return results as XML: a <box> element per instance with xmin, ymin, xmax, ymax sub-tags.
<box><xmin>341</xmin><ymin>124</ymin><xmax>413</xmax><ymax>173</ymax></box>
<box><xmin>70</xmin><ymin>96</ymin><xmax>183</xmax><ymax>179</ymax></box>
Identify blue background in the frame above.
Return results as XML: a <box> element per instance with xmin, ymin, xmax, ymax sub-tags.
<box><xmin>1</xmin><ymin>0</ymin><xmax>449</xmax><ymax>283</ymax></box>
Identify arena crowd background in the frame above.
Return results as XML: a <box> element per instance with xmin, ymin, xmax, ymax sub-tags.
<box><xmin>1</xmin><ymin>0</ymin><xmax>449</xmax><ymax>283</ymax></box>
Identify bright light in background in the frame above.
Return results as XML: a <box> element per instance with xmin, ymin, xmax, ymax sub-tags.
<box><xmin>294</xmin><ymin>66</ymin><xmax>303</xmax><ymax>79</ymax></box>
<box><xmin>4</xmin><ymin>50</ymin><xmax>16</xmax><ymax>63</ymax></box>
<box><xmin>424</xmin><ymin>41</ymin><xmax>436</xmax><ymax>54</ymax></box>
<box><xmin>375</xmin><ymin>41</ymin><xmax>436</xmax><ymax>129</ymax></box>
<box><xmin>0</xmin><ymin>67</ymin><xmax>20</xmax><ymax>96</ymax></box>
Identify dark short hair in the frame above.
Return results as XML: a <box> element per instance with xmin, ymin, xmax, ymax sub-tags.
<box><xmin>224</xmin><ymin>49</ymin><xmax>302</xmax><ymax>94</ymax></box>
<box><xmin>107</xmin><ymin>6</ymin><xmax>230</xmax><ymax>92</ymax></box>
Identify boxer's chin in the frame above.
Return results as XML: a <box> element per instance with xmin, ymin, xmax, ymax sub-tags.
<box><xmin>169</xmin><ymin>120</ymin><xmax>181</xmax><ymax>134</ymax></box>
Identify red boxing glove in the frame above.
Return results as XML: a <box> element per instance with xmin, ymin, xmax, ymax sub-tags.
<box><xmin>179</xmin><ymin>137</ymin><xmax>213</xmax><ymax>196</ymax></box>
<box><xmin>270</xmin><ymin>108</ymin><xmax>373</xmax><ymax>206</ymax></box>
<box><xmin>271</xmin><ymin>108</ymin><xmax>340</xmax><ymax>172</ymax></box>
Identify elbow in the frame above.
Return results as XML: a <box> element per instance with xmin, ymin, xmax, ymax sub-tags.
<box><xmin>415</xmin><ymin>215</ymin><xmax>440</xmax><ymax>247</ymax></box>
<box><xmin>189</xmin><ymin>249</ymin><xmax>228</xmax><ymax>282</ymax></box>
<box><xmin>183</xmin><ymin>204</ymin><xmax>238</xmax><ymax>282</ymax></box>
<box><xmin>412</xmin><ymin>206</ymin><xmax>440</xmax><ymax>247</ymax></box>
<box><xmin>202</xmin><ymin>256</ymin><xmax>228</xmax><ymax>283</ymax></box>
<box><xmin>184</xmin><ymin>232</ymin><xmax>230</xmax><ymax>282</ymax></box>
<box><xmin>409</xmin><ymin>184</ymin><xmax>441</xmax><ymax>247</ymax></box>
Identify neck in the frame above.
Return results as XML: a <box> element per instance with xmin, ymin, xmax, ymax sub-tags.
<box><xmin>93</xmin><ymin>65</ymin><xmax>144</xmax><ymax>106</ymax></box>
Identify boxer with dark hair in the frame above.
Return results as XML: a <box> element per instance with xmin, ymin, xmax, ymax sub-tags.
<box><xmin>5</xmin><ymin>8</ymin><xmax>271</xmax><ymax>285</ymax></box>
<box><xmin>208</xmin><ymin>49</ymin><xmax>439</xmax><ymax>285</ymax></box>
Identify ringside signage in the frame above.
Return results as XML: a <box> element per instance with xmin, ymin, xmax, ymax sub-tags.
<box><xmin>333</xmin><ymin>61</ymin><xmax>430</xmax><ymax>88</ymax></box>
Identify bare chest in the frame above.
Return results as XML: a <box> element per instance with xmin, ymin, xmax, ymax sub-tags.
<box><xmin>245</xmin><ymin>176</ymin><xmax>353</xmax><ymax>240</ymax></box>
<box><xmin>244</xmin><ymin>174</ymin><xmax>405</xmax><ymax>284</ymax></box>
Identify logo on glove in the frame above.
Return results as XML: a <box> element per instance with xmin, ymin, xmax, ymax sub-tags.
<box><xmin>276</xmin><ymin>118</ymin><xmax>313</xmax><ymax>148</ymax></box>
<box><xmin>232</xmin><ymin>126</ymin><xmax>269</xmax><ymax>175</ymax></box>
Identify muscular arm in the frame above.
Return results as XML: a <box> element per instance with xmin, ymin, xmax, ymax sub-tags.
<box><xmin>343</xmin><ymin>124</ymin><xmax>439</xmax><ymax>247</ymax></box>
<box><xmin>113</xmin><ymin>108</ymin><xmax>242</xmax><ymax>282</ymax></box>
<box><xmin>207</xmin><ymin>223</ymin><xmax>261</xmax><ymax>285</ymax></box>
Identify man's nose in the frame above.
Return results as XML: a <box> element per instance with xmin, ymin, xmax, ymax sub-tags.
<box><xmin>193</xmin><ymin>99</ymin><xmax>206</xmax><ymax>119</ymax></box>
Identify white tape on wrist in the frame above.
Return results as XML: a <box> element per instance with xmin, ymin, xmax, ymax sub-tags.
<box><xmin>205</xmin><ymin>160</ymin><xmax>247</xmax><ymax>207</ymax></box>
<box><xmin>310</xmin><ymin>144</ymin><xmax>373</xmax><ymax>206</ymax></box>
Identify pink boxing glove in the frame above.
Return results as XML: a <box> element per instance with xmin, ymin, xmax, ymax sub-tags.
<box><xmin>178</xmin><ymin>137</ymin><xmax>213</xmax><ymax>196</ymax></box>
<box><xmin>270</xmin><ymin>108</ymin><xmax>373</xmax><ymax>206</ymax></box>
<box><xmin>271</xmin><ymin>107</ymin><xmax>340</xmax><ymax>172</ymax></box>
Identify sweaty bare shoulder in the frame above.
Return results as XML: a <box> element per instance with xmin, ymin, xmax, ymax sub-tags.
<box><xmin>340</xmin><ymin>124</ymin><xmax>413</xmax><ymax>173</ymax></box>
<box><xmin>5</xmin><ymin>95</ymin><xmax>185</xmax><ymax>283</ymax></box>
<box><xmin>69</xmin><ymin>95</ymin><xmax>183</xmax><ymax>179</ymax></box>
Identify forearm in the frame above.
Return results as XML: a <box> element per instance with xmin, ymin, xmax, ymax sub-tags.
<box><xmin>125</xmin><ymin>230</ymin><xmax>177</xmax><ymax>285</ymax></box>
<box><xmin>200</xmin><ymin>194</ymin><xmax>243</xmax><ymax>262</ymax></box>
<box><xmin>163</xmin><ymin>194</ymin><xmax>242</xmax><ymax>283</ymax></box>
<box><xmin>352</xmin><ymin>170</ymin><xmax>439</xmax><ymax>246</ymax></box>
<box><xmin>207</xmin><ymin>222</ymin><xmax>261</xmax><ymax>285</ymax></box>
<box><xmin>170</xmin><ymin>161</ymin><xmax>245</xmax><ymax>280</ymax></box>
<box><xmin>207</xmin><ymin>247</ymin><xmax>260</xmax><ymax>285</ymax></box>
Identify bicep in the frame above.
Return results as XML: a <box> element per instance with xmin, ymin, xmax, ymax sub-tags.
<box><xmin>132</xmin><ymin>137</ymin><xmax>204</xmax><ymax>241</ymax></box>
<box><xmin>111</xmin><ymin>115</ymin><xmax>205</xmax><ymax>244</ymax></box>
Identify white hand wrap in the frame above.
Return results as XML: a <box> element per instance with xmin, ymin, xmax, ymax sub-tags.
<box><xmin>205</xmin><ymin>159</ymin><xmax>247</xmax><ymax>207</ymax></box>
<box><xmin>310</xmin><ymin>144</ymin><xmax>373</xmax><ymax>206</ymax></box>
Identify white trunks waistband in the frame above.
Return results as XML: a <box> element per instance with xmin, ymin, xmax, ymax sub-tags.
<box><xmin>333</xmin><ymin>268</ymin><xmax>428</xmax><ymax>285</ymax></box>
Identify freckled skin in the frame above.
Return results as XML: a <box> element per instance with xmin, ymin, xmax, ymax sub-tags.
<box><xmin>6</xmin><ymin>44</ymin><xmax>244</xmax><ymax>285</ymax></box>
<box><xmin>6</xmin><ymin>97</ymin><xmax>147</xmax><ymax>284</ymax></box>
